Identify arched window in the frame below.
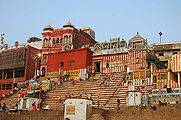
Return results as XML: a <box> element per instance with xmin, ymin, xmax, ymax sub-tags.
<box><xmin>56</xmin><ymin>38</ymin><xmax>59</xmax><ymax>44</ymax></box>
<box><xmin>46</xmin><ymin>38</ymin><xmax>50</xmax><ymax>47</ymax></box>
<box><xmin>69</xmin><ymin>35</ymin><xmax>72</xmax><ymax>43</ymax></box>
<box><xmin>64</xmin><ymin>35</ymin><xmax>69</xmax><ymax>44</ymax></box>
<box><xmin>60</xmin><ymin>38</ymin><xmax>62</xmax><ymax>44</ymax></box>
<box><xmin>52</xmin><ymin>39</ymin><xmax>56</xmax><ymax>45</ymax></box>
<box><xmin>43</xmin><ymin>38</ymin><xmax>48</xmax><ymax>47</ymax></box>
<box><xmin>41</xmin><ymin>67</ymin><xmax>46</xmax><ymax>77</ymax></box>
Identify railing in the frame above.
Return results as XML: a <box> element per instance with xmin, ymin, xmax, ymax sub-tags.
<box><xmin>103</xmin><ymin>86</ymin><xmax>121</xmax><ymax>107</ymax></box>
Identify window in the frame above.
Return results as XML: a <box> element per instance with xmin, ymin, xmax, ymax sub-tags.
<box><xmin>70</xmin><ymin>60</ymin><xmax>74</xmax><ymax>67</ymax></box>
<box><xmin>64</xmin><ymin>36</ymin><xmax>69</xmax><ymax>43</ymax></box>
<box><xmin>159</xmin><ymin>53</ymin><xmax>164</xmax><ymax>56</ymax></box>
<box><xmin>52</xmin><ymin>39</ymin><xmax>56</xmax><ymax>45</ymax></box>
<box><xmin>42</xmin><ymin>55</ymin><xmax>47</xmax><ymax>63</ymax></box>
<box><xmin>106</xmin><ymin>60</ymin><xmax>109</xmax><ymax>68</ymax></box>
<box><xmin>136</xmin><ymin>58</ymin><xmax>139</xmax><ymax>63</ymax></box>
<box><xmin>41</xmin><ymin>67</ymin><xmax>46</xmax><ymax>77</ymax></box>
<box><xmin>60</xmin><ymin>38</ymin><xmax>62</xmax><ymax>44</ymax></box>
<box><xmin>4</xmin><ymin>71</ymin><xmax>13</xmax><ymax>79</ymax></box>
<box><xmin>15</xmin><ymin>69</ymin><xmax>25</xmax><ymax>78</ymax></box>
<box><xmin>153</xmin><ymin>75</ymin><xmax>157</xmax><ymax>83</ymax></box>
<box><xmin>56</xmin><ymin>38</ymin><xmax>59</xmax><ymax>44</ymax></box>
<box><xmin>173</xmin><ymin>52</ymin><xmax>177</xmax><ymax>55</ymax></box>
<box><xmin>158</xmin><ymin>74</ymin><xmax>166</xmax><ymax>80</ymax></box>
<box><xmin>60</xmin><ymin>62</ymin><xmax>64</xmax><ymax>67</ymax></box>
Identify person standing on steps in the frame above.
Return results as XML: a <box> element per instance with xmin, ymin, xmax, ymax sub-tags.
<box><xmin>59</xmin><ymin>95</ymin><xmax>62</xmax><ymax>102</ymax></box>
<box><xmin>8</xmin><ymin>100</ymin><xmax>12</xmax><ymax>109</ymax></box>
<box><xmin>2</xmin><ymin>102</ymin><xmax>6</xmax><ymax>113</ymax></box>
<box><xmin>66</xmin><ymin>92</ymin><xmax>71</xmax><ymax>99</ymax></box>
<box><xmin>97</xmin><ymin>96</ymin><xmax>100</xmax><ymax>108</ymax></box>
<box><xmin>117</xmin><ymin>98</ymin><xmax>121</xmax><ymax>110</ymax></box>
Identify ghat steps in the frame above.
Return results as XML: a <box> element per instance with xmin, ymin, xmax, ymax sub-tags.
<box><xmin>42</xmin><ymin>72</ymin><xmax>128</xmax><ymax>110</ymax></box>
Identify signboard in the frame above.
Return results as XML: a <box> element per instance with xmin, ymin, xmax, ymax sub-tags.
<box><xmin>66</xmin><ymin>106</ymin><xmax>75</xmax><ymax>115</ymax></box>
<box><xmin>152</xmin><ymin>88</ymin><xmax>181</xmax><ymax>97</ymax></box>
<box><xmin>67</xmin><ymin>69</ymin><xmax>80</xmax><ymax>78</ymax></box>
<box><xmin>92</xmin><ymin>57</ymin><xmax>102</xmax><ymax>60</ymax></box>
<box><xmin>152</xmin><ymin>88</ymin><xmax>181</xmax><ymax>94</ymax></box>
<box><xmin>133</xmin><ymin>69</ymin><xmax>145</xmax><ymax>80</ymax></box>
<box><xmin>41</xmin><ymin>80</ymin><xmax>50</xmax><ymax>91</ymax></box>
<box><xmin>47</xmin><ymin>71</ymin><xmax>59</xmax><ymax>78</ymax></box>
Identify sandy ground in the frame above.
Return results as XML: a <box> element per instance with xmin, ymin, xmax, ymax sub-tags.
<box><xmin>102</xmin><ymin>104</ymin><xmax>181</xmax><ymax>120</ymax></box>
<box><xmin>0</xmin><ymin>104</ymin><xmax>181</xmax><ymax>120</ymax></box>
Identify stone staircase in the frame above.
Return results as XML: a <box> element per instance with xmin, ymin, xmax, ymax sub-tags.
<box><xmin>42</xmin><ymin>72</ymin><xmax>129</xmax><ymax>110</ymax></box>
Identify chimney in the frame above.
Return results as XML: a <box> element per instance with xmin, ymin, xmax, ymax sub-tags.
<box><xmin>15</xmin><ymin>41</ymin><xmax>19</xmax><ymax>48</ymax></box>
<box><xmin>5</xmin><ymin>44</ymin><xmax>8</xmax><ymax>50</ymax></box>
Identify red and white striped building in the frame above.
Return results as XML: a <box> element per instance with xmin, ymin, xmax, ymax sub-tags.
<box><xmin>150</xmin><ymin>42</ymin><xmax>181</xmax><ymax>89</ymax></box>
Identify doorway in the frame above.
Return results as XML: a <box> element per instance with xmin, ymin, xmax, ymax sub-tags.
<box><xmin>22</xmin><ymin>99</ymin><xmax>27</xmax><ymax>109</ymax></box>
<box><xmin>95</xmin><ymin>62</ymin><xmax>100</xmax><ymax>72</ymax></box>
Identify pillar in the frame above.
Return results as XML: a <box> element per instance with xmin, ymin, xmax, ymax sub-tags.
<box><xmin>12</xmin><ymin>69</ymin><xmax>15</xmax><ymax>90</ymax></box>
<box><xmin>168</xmin><ymin>71</ymin><xmax>170</xmax><ymax>88</ymax></box>
<box><xmin>178</xmin><ymin>72</ymin><xmax>180</xmax><ymax>87</ymax></box>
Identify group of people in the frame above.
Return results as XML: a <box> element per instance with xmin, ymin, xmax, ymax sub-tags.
<box><xmin>64</xmin><ymin>92</ymin><xmax>93</xmax><ymax>100</ymax></box>
<box><xmin>151</xmin><ymin>99</ymin><xmax>167</xmax><ymax>110</ymax></box>
<box><xmin>18</xmin><ymin>88</ymin><xmax>28</xmax><ymax>100</ymax></box>
<box><xmin>0</xmin><ymin>100</ymin><xmax>19</xmax><ymax>113</ymax></box>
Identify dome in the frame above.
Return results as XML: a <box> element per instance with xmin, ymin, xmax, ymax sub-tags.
<box><xmin>43</xmin><ymin>25</ymin><xmax>54</xmax><ymax>31</ymax></box>
<box><xmin>63</xmin><ymin>21</ymin><xmax>74</xmax><ymax>28</ymax></box>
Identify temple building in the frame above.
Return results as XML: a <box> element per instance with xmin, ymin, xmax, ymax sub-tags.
<box><xmin>128</xmin><ymin>33</ymin><xmax>152</xmax><ymax>86</ymax></box>
<box><xmin>41</xmin><ymin>21</ymin><xmax>97</xmax><ymax>80</ymax></box>
<box><xmin>91</xmin><ymin>33</ymin><xmax>151</xmax><ymax>87</ymax></box>
<box><xmin>91</xmin><ymin>37</ymin><xmax>128</xmax><ymax>73</ymax></box>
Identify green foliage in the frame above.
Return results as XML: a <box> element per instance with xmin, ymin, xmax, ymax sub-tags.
<box><xmin>147</xmin><ymin>53</ymin><xmax>166</xmax><ymax>69</ymax></box>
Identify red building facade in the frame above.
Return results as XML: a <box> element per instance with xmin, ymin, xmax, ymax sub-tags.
<box><xmin>45</xmin><ymin>48</ymin><xmax>93</xmax><ymax>80</ymax></box>
<box><xmin>41</xmin><ymin>21</ymin><xmax>96</xmax><ymax>79</ymax></box>
<box><xmin>0</xmin><ymin>45</ymin><xmax>41</xmax><ymax>95</ymax></box>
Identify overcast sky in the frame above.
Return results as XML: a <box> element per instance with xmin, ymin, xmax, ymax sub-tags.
<box><xmin>0</xmin><ymin>0</ymin><xmax>181</xmax><ymax>46</ymax></box>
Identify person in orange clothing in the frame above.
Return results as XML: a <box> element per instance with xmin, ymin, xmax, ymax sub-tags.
<box><xmin>9</xmin><ymin>100</ymin><xmax>12</xmax><ymax>109</ymax></box>
<box><xmin>33</xmin><ymin>102</ymin><xmax>36</xmax><ymax>111</ymax></box>
<box><xmin>27</xmin><ymin>86</ymin><xmax>30</xmax><ymax>91</ymax></box>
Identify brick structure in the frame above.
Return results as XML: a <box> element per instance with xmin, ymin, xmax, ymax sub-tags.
<box><xmin>0</xmin><ymin>45</ymin><xmax>41</xmax><ymax>95</ymax></box>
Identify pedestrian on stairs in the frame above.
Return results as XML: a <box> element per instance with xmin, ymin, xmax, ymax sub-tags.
<box><xmin>15</xmin><ymin>102</ymin><xmax>18</xmax><ymax>111</ymax></box>
<box><xmin>92</xmin><ymin>70</ymin><xmax>95</xmax><ymax>77</ymax></box>
<box><xmin>79</xmin><ymin>94</ymin><xmax>82</xmax><ymax>99</ymax></box>
<box><xmin>66</xmin><ymin>92</ymin><xmax>71</xmax><ymax>99</ymax></box>
<box><xmin>2</xmin><ymin>102</ymin><xmax>6</xmax><ymax>113</ymax></box>
<box><xmin>8</xmin><ymin>100</ymin><xmax>12</xmax><ymax>109</ymax></box>
<box><xmin>97</xmin><ymin>96</ymin><xmax>100</xmax><ymax>108</ymax></box>
<box><xmin>72</xmin><ymin>78</ymin><xmax>75</xmax><ymax>86</ymax></box>
<box><xmin>117</xmin><ymin>98</ymin><xmax>121</xmax><ymax>110</ymax></box>
<box><xmin>59</xmin><ymin>95</ymin><xmax>62</xmax><ymax>102</ymax></box>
